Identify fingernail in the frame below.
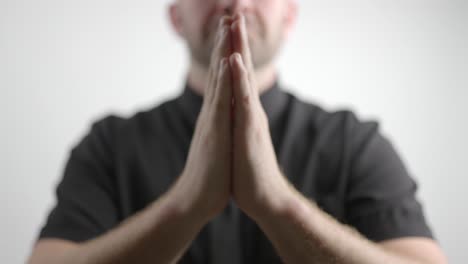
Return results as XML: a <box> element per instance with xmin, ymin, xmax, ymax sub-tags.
<box><xmin>229</xmin><ymin>54</ymin><xmax>236</xmax><ymax>66</ymax></box>
<box><xmin>235</xmin><ymin>53</ymin><xmax>242</xmax><ymax>63</ymax></box>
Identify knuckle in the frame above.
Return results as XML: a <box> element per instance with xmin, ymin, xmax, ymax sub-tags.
<box><xmin>242</xmin><ymin>94</ymin><xmax>251</xmax><ymax>106</ymax></box>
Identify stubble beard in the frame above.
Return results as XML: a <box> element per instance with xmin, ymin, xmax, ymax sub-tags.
<box><xmin>187</xmin><ymin>16</ymin><xmax>283</xmax><ymax>72</ymax></box>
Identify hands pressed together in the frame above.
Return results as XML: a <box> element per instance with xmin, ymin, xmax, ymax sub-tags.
<box><xmin>171</xmin><ymin>13</ymin><xmax>294</xmax><ymax>222</ymax></box>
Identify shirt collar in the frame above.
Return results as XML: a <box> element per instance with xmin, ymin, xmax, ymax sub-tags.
<box><xmin>177</xmin><ymin>79</ymin><xmax>289</xmax><ymax>127</ymax></box>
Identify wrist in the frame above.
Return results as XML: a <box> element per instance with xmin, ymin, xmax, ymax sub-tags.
<box><xmin>252</xmin><ymin>187</ymin><xmax>312</xmax><ymax>232</ymax></box>
<box><xmin>244</xmin><ymin>174</ymin><xmax>301</xmax><ymax>222</ymax></box>
<box><xmin>163</xmin><ymin>180</ymin><xmax>214</xmax><ymax>225</ymax></box>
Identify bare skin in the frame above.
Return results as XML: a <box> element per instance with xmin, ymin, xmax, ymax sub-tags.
<box><xmin>28</xmin><ymin>1</ymin><xmax>448</xmax><ymax>263</ymax></box>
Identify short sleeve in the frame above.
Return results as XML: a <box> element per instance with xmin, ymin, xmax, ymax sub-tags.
<box><xmin>345</xmin><ymin>113</ymin><xmax>434</xmax><ymax>242</ymax></box>
<box><xmin>38</xmin><ymin>116</ymin><xmax>121</xmax><ymax>242</ymax></box>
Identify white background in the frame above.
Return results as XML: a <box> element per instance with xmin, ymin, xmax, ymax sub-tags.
<box><xmin>2</xmin><ymin>0</ymin><xmax>467</xmax><ymax>263</ymax></box>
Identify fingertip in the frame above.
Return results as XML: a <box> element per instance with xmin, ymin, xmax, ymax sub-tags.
<box><xmin>229</xmin><ymin>53</ymin><xmax>242</xmax><ymax>67</ymax></box>
<box><xmin>230</xmin><ymin>21</ymin><xmax>238</xmax><ymax>32</ymax></box>
<box><xmin>219</xmin><ymin>15</ymin><xmax>230</xmax><ymax>26</ymax></box>
<box><xmin>232</xmin><ymin>12</ymin><xmax>244</xmax><ymax>22</ymax></box>
<box><xmin>229</xmin><ymin>53</ymin><xmax>236</xmax><ymax>68</ymax></box>
<box><xmin>235</xmin><ymin>53</ymin><xmax>243</xmax><ymax>64</ymax></box>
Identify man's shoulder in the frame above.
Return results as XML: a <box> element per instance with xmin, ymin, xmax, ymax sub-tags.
<box><xmin>83</xmin><ymin>96</ymin><xmax>181</xmax><ymax>144</ymax></box>
<box><xmin>286</xmin><ymin>92</ymin><xmax>379</xmax><ymax>135</ymax></box>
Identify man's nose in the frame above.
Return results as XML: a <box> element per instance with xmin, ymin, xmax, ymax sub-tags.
<box><xmin>220</xmin><ymin>0</ymin><xmax>252</xmax><ymax>15</ymax></box>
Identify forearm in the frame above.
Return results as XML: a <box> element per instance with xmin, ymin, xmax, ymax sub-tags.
<box><xmin>253</xmin><ymin>188</ymin><xmax>431</xmax><ymax>264</ymax></box>
<box><xmin>30</xmin><ymin>190</ymin><xmax>208</xmax><ymax>264</ymax></box>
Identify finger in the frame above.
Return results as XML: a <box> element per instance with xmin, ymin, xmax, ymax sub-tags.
<box><xmin>206</xmin><ymin>17</ymin><xmax>233</xmax><ymax>105</ymax></box>
<box><xmin>230</xmin><ymin>52</ymin><xmax>253</xmax><ymax>123</ymax></box>
<box><xmin>231</xmin><ymin>13</ymin><xmax>254</xmax><ymax>74</ymax></box>
<box><xmin>205</xmin><ymin>19</ymin><xmax>227</xmax><ymax>105</ymax></box>
<box><xmin>213</xmin><ymin>57</ymin><xmax>232</xmax><ymax>117</ymax></box>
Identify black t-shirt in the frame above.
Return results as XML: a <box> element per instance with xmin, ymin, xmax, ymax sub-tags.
<box><xmin>38</xmin><ymin>82</ymin><xmax>434</xmax><ymax>263</ymax></box>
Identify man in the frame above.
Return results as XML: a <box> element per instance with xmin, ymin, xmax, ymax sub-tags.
<box><xmin>28</xmin><ymin>0</ymin><xmax>447</xmax><ymax>263</ymax></box>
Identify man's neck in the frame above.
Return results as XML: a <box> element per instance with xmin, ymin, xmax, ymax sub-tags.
<box><xmin>187</xmin><ymin>59</ymin><xmax>278</xmax><ymax>97</ymax></box>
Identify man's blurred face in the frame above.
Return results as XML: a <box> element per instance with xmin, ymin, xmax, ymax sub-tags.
<box><xmin>170</xmin><ymin>0</ymin><xmax>296</xmax><ymax>70</ymax></box>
